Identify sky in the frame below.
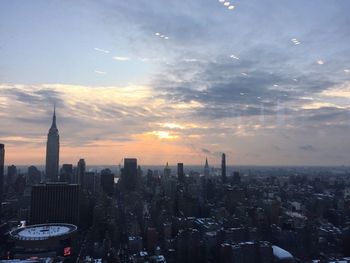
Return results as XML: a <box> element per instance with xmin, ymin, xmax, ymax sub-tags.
<box><xmin>0</xmin><ymin>0</ymin><xmax>350</xmax><ymax>166</ymax></box>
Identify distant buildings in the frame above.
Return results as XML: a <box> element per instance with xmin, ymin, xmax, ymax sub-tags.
<box><xmin>45</xmin><ymin>106</ymin><xmax>60</xmax><ymax>182</ymax></box>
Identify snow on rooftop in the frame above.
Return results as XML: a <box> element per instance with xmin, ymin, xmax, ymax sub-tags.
<box><xmin>272</xmin><ymin>245</ymin><xmax>294</xmax><ymax>260</ymax></box>
<box><xmin>10</xmin><ymin>223</ymin><xmax>77</xmax><ymax>241</ymax></box>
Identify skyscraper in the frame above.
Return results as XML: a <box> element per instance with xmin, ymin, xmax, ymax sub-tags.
<box><xmin>7</xmin><ymin>164</ymin><xmax>17</xmax><ymax>188</ymax></box>
<box><xmin>204</xmin><ymin>158</ymin><xmax>210</xmax><ymax>178</ymax></box>
<box><xmin>123</xmin><ymin>158</ymin><xmax>137</xmax><ymax>191</ymax></box>
<box><xmin>203</xmin><ymin>158</ymin><xmax>209</xmax><ymax>201</ymax></box>
<box><xmin>77</xmin><ymin>159</ymin><xmax>86</xmax><ymax>187</ymax></box>
<box><xmin>177</xmin><ymin>163</ymin><xmax>185</xmax><ymax>183</ymax></box>
<box><xmin>101</xmin><ymin>168</ymin><xmax>114</xmax><ymax>196</ymax></box>
<box><xmin>0</xmin><ymin>144</ymin><xmax>4</xmax><ymax>206</ymax></box>
<box><xmin>45</xmin><ymin>106</ymin><xmax>60</xmax><ymax>182</ymax></box>
<box><xmin>164</xmin><ymin>162</ymin><xmax>171</xmax><ymax>177</ymax></box>
<box><xmin>60</xmin><ymin>164</ymin><xmax>73</xmax><ymax>183</ymax></box>
<box><xmin>221</xmin><ymin>153</ymin><xmax>227</xmax><ymax>183</ymax></box>
<box><xmin>30</xmin><ymin>183</ymin><xmax>80</xmax><ymax>225</ymax></box>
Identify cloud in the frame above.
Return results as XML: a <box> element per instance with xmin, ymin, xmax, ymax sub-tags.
<box><xmin>112</xmin><ymin>56</ymin><xmax>130</xmax><ymax>61</ymax></box>
<box><xmin>2</xmin><ymin>0</ymin><xmax>350</xmax><ymax>165</ymax></box>
<box><xmin>94</xmin><ymin>70</ymin><xmax>107</xmax><ymax>74</ymax></box>
<box><xmin>94</xmin><ymin>47</ymin><xmax>110</xmax><ymax>54</ymax></box>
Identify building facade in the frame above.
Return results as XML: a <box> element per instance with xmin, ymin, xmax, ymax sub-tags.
<box><xmin>30</xmin><ymin>183</ymin><xmax>80</xmax><ymax>225</ymax></box>
<box><xmin>45</xmin><ymin>106</ymin><xmax>60</xmax><ymax>182</ymax></box>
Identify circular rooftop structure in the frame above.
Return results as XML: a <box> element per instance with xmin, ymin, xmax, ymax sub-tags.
<box><xmin>10</xmin><ymin>223</ymin><xmax>77</xmax><ymax>241</ymax></box>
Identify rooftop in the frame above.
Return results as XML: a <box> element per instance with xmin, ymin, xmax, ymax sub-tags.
<box><xmin>10</xmin><ymin>223</ymin><xmax>77</xmax><ymax>241</ymax></box>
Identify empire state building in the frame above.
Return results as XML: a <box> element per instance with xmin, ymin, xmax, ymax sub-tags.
<box><xmin>45</xmin><ymin>106</ymin><xmax>59</xmax><ymax>182</ymax></box>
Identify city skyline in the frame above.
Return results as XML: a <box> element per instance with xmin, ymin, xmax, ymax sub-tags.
<box><xmin>1</xmin><ymin>0</ymin><xmax>350</xmax><ymax>166</ymax></box>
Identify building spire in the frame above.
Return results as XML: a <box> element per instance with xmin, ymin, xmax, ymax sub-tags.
<box><xmin>204</xmin><ymin>157</ymin><xmax>209</xmax><ymax>177</ymax></box>
<box><xmin>50</xmin><ymin>104</ymin><xmax>57</xmax><ymax>129</ymax></box>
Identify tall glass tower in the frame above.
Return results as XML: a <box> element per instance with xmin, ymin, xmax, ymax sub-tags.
<box><xmin>45</xmin><ymin>106</ymin><xmax>59</xmax><ymax>182</ymax></box>
<box><xmin>221</xmin><ymin>153</ymin><xmax>226</xmax><ymax>183</ymax></box>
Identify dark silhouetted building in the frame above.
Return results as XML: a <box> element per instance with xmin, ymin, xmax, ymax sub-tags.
<box><xmin>204</xmin><ymin>158</ymin><xmax>209</xmax><ymax>178</ymax></box>
<box><xmin>177</xmin><ymin>163</ymin><xmax>185</xmax><ymax>183</ymax></box>
<box><xmin>28</xmin><ymin>165</ymin><xmax>41</xmax><ymax>185</ymax></box>
<box><xmin>77</xmin><ymin>158</ymin><xmax>86</xmax><ymax>186</ymax></box>
<box><xmin>0</xmin><ymin>144</ymin><xmax>4</xmax><ymax>211</ymax></box>
<box><xmin>60</xmin><ymin>164</ymin><xmax>73</xmax><ymax>183</ymax></box>
<box><xmin>164</xmin><ymin>162</ymin><xmax>171</xmax><ymax>177</ymax></box>
<box><xmin>221</xmin><ymin>153</ymin><xmax>226</xmax><ymax>183</ymax></box>
<box><xmin>123</xmin><ymin>158</ymin><xmax>137</xmax><ymax>191</ymax></box>
<box><xmin>45</xmin><ymin>106</ymin><xmax>60</xmax><ymax>182</ymax></box>
<box><xmin>7</xmin><ymin>164</ymin><xmax>17</xmax><ymax>188</ymax></box>
<box><xmin>233</xmin><ymin>171</ymin><xmax>241</xmax><ymax>185</ymax></box>
<box><xmin>14</xmin><ymin>174</ymin><xmax>26</xmax><ymax>195</ymax></box>
<box><xmin>30</xmin><ymin>183</ymin><xmax>80</xmax><ymax>225</ymax></box>
<box><xmin>101</xmin><ymin>168</ymin><xmax>114</xmax><ymax>196</ymax></box>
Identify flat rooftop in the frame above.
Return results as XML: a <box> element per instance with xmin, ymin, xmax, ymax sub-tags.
<box><xmin>10</xmin><ymin>223</ymin><xmax>77</xmax><ymax>241</ymax></box>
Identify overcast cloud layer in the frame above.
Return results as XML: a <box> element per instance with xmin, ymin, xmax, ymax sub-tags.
<box><xmin>0</xmin><ymin>0</ymin><xmax>349</xmax><ymax>165</ymax></box>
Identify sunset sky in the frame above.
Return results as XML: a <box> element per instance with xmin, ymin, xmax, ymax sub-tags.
<box><xmin>1</xmin><ymin>0</ymin><xmax>350</xmax><ymax>166</ymax></box>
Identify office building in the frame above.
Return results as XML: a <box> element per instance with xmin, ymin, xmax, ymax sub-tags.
<box><xmin>221</xmin><ymin>153</ymin><xmax>227</xmax><ymax>183</ymax></box>
<box><xmin>177</xmin><ymin>163</ymin><xmax>185</xmax><ymax>183</ymax></box>
<box><xmin>204</xmin><ymin>158</ymin><xmax>209</xmax><ymax>178</ymax></box>
<box><xmin>101</xmin><ymin>168</ymin><xmax>114</xmax><ymax>196</ymax></box>
<box><xmin>45</xmin><ymin>106</ymin><xmax>60</xmax><ymax>182</ymax></box>
<box><xmin>30</xmin><ymin>183</ymin><xmax>80</xmax><ymax>225</ymax></box>
<box><xmin>77</xmin><ymin>158</ymin><xmax>86</xmax><ymax>186</ymax></box>
<box><xmin>0</xmin><ymin>144</ymin><xmax>4</xmax><ymax>210</ymax></box>
<box><xmin>27</xmin><ymin>165</ymin><xmax>41</xmax><ymax>185</ymax></box>
<box><xmin>123</xmin><ymin>158</ymin><xmax>137</xmax><ymax>191</ymax></box>
<box><xmin>60</xmin><ymin>164</ymin><xmax>73</xmax><ymax>183</ymax></box>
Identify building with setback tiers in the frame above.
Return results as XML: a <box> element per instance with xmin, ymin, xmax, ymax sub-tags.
<box><xmin>45</xmin><ymin>106</ymin><xmax>59</xmax><ymax>182</ymax></box>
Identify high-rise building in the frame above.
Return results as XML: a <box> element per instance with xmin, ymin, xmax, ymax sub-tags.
<box><xmin>203</xmin><ymin>158</ymin><xmax>209</xmax><ymax>201</ymax></box>
<box><xmin>101</xmin><ymin>168</ymin><xmax>114</xmax><ymax>196</ymax></box>
<box><xmin>221</xmin><ymin>153</ymin><xmax>227</xmax><ymax>183</ymax></box>
<box><xmin>123</xmin><ymin>158</ymin><xmax>137</xmax><ymax>191</ymax></box>
<box><xmin>164</xmin><ymin>162</ymin><xmax>171</xmax><ymax>177</ymax></box>
<box><xmin>77</xmin><ymin>159</ymin><xmax>86</xmax><ymax>186</ymax></box>
<box><xmin>45</xmin><ymin>105</ymin><xmax>60</xmax><ymax>182</ymax></box>
<box><xmin>204</xmin><ymin>158</ymin><xmax>210</xmax><ymax>178</ymax></box>
<box><xmin>0</xmin><ymin>144</ymin><xmax>4</xmax><ymax>207</ymax></box>
<box><xmin>85</xmin><ymin>171</ymin><xmax>100</xmax><ymax>194</ymax></box>
<box><xmin>27</xmin><ymin>165</ymin><xmax>41</xmax><ymax>185</ymax></box>
<box><xmin>60</xmin><ymin>164</ymin><xmax>73</xmax><ymax>183</ymax></box>
<box><xmin>177</xmin><ymin>163</ymin><xmax>185</xmax><ymax>183</ymax></box>
<box><xmin>30</xmin><ymin>183</ymin><xmax>80</xmax><ymax>225</ymax></box>
<box><xmin>7</xmin><ymin>164</ymin><xmax>17</xmax><ymax>187</ymax></box>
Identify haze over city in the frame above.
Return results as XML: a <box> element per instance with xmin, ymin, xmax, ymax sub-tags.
<box><xmin>1</xmin><ymin>0</ymin><xmax>350</xmax><ymax>165</ymax></box>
